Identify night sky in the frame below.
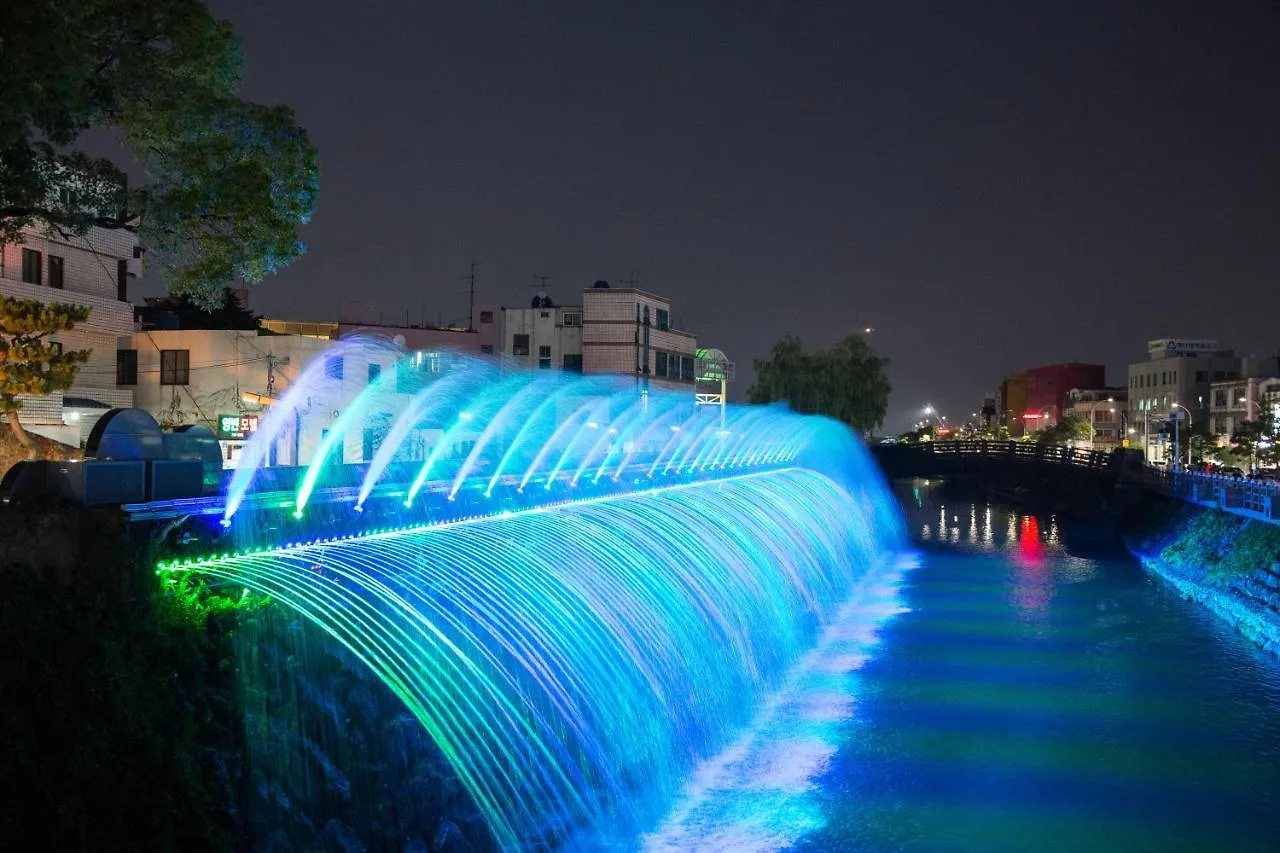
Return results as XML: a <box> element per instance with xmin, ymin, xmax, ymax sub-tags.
<box><xmin>144</xmin><ymin>1</ymin><xmax>1279</xmax><ymax>429</ymax></box>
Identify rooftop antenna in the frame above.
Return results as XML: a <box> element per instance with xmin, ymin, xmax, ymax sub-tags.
<box><xmin>465</xmin><ymin>262</ymin><xmax>477</xmax><ymax>331</ymax></box>
<box><xmin>532</xmin><ymin>274</ymin><xmax>551</xmax><ymax>293</ymax></box>
<box><xmin>619</xmin><ymin>270</ymin><xmax>640</xmax><ymax>288</ymax></box>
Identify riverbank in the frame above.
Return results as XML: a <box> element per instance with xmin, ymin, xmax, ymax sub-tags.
<box><xmin>0</xmin><ymin>504</ymin><xmax>492</xmax><ymax>853</ymax></box>
<box><xmin>1126</xmin><ymin>496</ymin><xmax>1280</xmax><ymax>656</ymax></box>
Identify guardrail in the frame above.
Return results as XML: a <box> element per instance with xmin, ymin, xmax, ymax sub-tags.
<box><xmin>1143</xmin><ymin>467</ymin><xmax>1280</xmax><ymax>522</ymax></box>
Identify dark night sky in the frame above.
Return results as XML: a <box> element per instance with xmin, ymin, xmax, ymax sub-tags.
<box><xmin>145</xmin><ymin>1</ymin><xmax>1279</xmax><ymax>429</ymax></box>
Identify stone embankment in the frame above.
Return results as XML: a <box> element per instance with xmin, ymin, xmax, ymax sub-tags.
<box><xmin>1127</xmin><ymin>497</ymin><xmax>1280</xmax><ymax>655</ymax></box>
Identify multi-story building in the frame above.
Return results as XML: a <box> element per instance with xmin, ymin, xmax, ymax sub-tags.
<box><xmin>1208</xmin><ymin>372</ymin><xmax>1280</xmax><ymax>440</ymax></box>
<box><xmin>125</xmin><ymin>328</ymin><xmax>465</xmax><ymax>469</ymax></box>
<box><xmin>1064</xmin><ymin>387</ymin><xmax>1129</xmax><ymax>450</ymax></box>
<box><xmin>476</xmin><ymin>280</ymin><xmax>699</xmax><ymax>393</ymax></box>
<box><xmin>998</xmin><ymin>372</ymin><xmax>1027</xmax><ymax>437</ymax></box>
<box><xmin>1127</xmin><ymin>338</ymin><xmax>1241</xmax><ymax>452</ymax></box>
<box><xmin>1</xmin><ymin>221</ymin><xmax>139</xmax><ymax>445</ymax></box>
<box><xmin>481</xmin><ymin>293</ymin><xmax>584</xmax><ymax>371</ymax></box>
<box><xmin>1023</xmin><ymin>363</ymin><xmax>1106</xmax><ymax>433</ymax></box>
<box><xmin>581</xmin><ymin>282</ymin><xmax>698</xmax><ymax>392</ymax></box>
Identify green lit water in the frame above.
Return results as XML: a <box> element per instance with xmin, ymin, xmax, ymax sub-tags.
<box><xmin>799</xmin><ymin>482</ymin><xmax>1280</xmax><ymax>853</ymax></box>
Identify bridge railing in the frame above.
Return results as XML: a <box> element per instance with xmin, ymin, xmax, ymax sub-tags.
<box><xmin>910</xmin><ymin>440</ymin><xmax>1115</xmax><ymax>470</ymax></box>
<box><xmin>1143</xmin><ymin>467</ymin><xmax>1280</xmax><ymax>522</ymax></box>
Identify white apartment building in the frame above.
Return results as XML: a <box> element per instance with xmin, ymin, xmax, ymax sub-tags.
<box><xmin>1209</xmin><ymin>375</ymin><xmax>1280</xmax><ymax>440</ymax></box>
<box><xmin>483</xmin><ymin>296</ymin><xmax>584</xmax><ymax>371</ymax></box>
<box><xmin>475</xmin><ymin>281</ymin><xmax>699</xmax><ymax>394</ymax></box>
<box><xmin>0</xmin><ymin>221</ymin><xmax>140</xmax><ymax>445</ymax></box>
<box><xmin>125</xmin><ymin>329</ymin><xmax>463</xmax><ymax>469</ymax></box>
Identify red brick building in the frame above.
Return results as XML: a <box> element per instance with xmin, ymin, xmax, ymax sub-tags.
<box><xmin>1023</xmin><ymin>363</ymin><xmax>1106</xmax><ymax>431</ymax></box>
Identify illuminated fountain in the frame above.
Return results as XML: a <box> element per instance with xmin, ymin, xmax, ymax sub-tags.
<box><xmin>161</xmin><ymin>344</ymin><xmax>907</xmax><ymax>850</ymax></box>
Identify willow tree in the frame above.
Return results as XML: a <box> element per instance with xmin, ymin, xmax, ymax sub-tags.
<box><xmin>0</xmin><ymin>296</ymin><xmax>92</xmax><ymax>454</ymax></box>
<box><xmin>747</xmin><ymin>333</ymin><xmax>891</xmax><ymax>434</ymax></box>
<box><xmin>0</xmin><ymin>0</ymin><xmax>319</xmax><ymax>306</ymax></box>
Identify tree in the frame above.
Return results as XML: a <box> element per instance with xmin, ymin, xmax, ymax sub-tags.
<box><xmin>139</xmin><ymin>287</ymin><xmax>259</xmax><ymax>330</ymax></box>
<box><xmin>0</xmin><ymin>0</ymin><xmax>319</xmax><ymax>307</ymax></box>
<box><xmin>0</xmin><ymin>296</ymin><xmax>92</xmax><ymax>454</ymax></box>
<box><xmin>747</xmin><ymin>333</ymin><xmax>891</xmax><ymax>434</ymax></box>
<box><xmin>1187</xmin><ymin>430</ymin><xmax>1221</xmax><ymax>464</ymax></box>
<box><xmin>1035</xmin><ymin>414</ymin><xmax>1091</xmax><ymax>447</ymax></box>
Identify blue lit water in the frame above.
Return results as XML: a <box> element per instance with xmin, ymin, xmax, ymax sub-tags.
<box><xmin>792</xmin><ymin>483</ymin><xmax>1280</xmax><ymax>853</ymax></box>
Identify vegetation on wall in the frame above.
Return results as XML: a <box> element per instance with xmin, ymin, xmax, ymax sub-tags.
<box><xmin>1130</xmin><ymin>499</ymin><xmax>1280</xmax><ymax>584</ymax></box>
<box><xmin>0</xmin><ymin>508</ymin><xmax>253</xmax><ymax>852</ymax></box>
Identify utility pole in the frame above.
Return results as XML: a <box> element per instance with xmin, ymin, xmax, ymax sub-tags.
<box><xmin>465</xmin><ymin>262</ymin><xmax>477</xmax><ymax>331</ymax></box>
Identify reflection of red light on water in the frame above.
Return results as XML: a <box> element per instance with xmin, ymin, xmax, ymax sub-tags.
<box><xmin>1018</xmin><ymin>516</ymin><xmax>1044</xmax><ymax>562</ymax></box>
<box><xmin>1012</xmin><ymin>515</ymin><xmax>1050</xmax><ymax>622</ymax></box>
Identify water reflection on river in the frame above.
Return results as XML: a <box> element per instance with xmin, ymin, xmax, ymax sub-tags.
<box><xmin>798</xmin><ymin>479</ymin><xmax>1280</xmax><ymax>853</ymax></box>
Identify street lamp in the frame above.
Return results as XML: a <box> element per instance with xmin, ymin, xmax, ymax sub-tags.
<box><xmin>923</xmin><ymin>405</ymin><xmax>944</xmax><ymax>427</ymax></box>
<box><xmin>1170</xmin><ymin>402</ymin><xmax>1193</xmax><ymax>469</ymax></box>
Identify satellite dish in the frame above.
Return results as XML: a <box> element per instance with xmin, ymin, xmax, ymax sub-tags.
<box><xmin>393</xmin><ymin>334</ymin><xmax>406</xmax><ymax>347</ymax></box>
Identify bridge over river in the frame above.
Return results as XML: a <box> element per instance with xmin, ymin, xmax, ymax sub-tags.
<box><xmin>872</xmin><ymin>440</ymin><xmax>1280</xmax><ymax>525</ymax></box>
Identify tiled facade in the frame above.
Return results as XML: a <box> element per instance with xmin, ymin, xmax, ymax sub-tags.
<box><xmin>581</xmin><ymin>287</ymin><xmax>697</xmax><ymax>391</ymax></box>
<box><xmin>0</xmin><ymin>223</ymin><xmax>139</xmax><ymax>444</ymax></box>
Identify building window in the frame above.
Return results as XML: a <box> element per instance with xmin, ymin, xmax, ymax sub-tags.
<box><xmin>654</xmin><ymin>351</ymin><xmax>669</xmax><ymax>377</ymax></box>
<box><xmin>680</xmin><ymin>355</ymin><xmax>696</xmax><ymax>380</ymax></box>
<box><xmin>325</xmin><ymin>355</ymin><xmax>344</xmax><ymax>381</ymax></box>
<box><xmin>1196</xmin><ymin>371</ymin><xmax>1208</xmax><ymax>382</ymax></box>
<box><xmin>479</xmin><ymin>310</ymin><xmax>494</xmax><ymax>324</ymax></box>
<box><xmin>562</xmin><ymin>312</ymin><xmax>581</xmax><ymax>327</ymax></box>
<box><xmin>116</xmin><ymin>349</ymin><xmax>138</xmax><ymax>385</ymax></box>
<box><xmin>368</xmin><ymin>362</ymin><xmax>381</xmax><ymax>383</ymax></box>
<box><xmin>539</xmin><ymin>310</ymin><xmax>550</xmax><ymax>319</ymax></box>
<box><xmin>21</xmin><ymin>248</ymin><xmax>41</xmax><ymax>284</ymax></box>
<box><xmin>480</xmin><ymin>344</ymin><xmax>494</xmax><ymax>355</ymax></box>
<box><xmin>512</xmin><ymin>334</ymin><xmax>530</xmax><ymax>356</ymax></box>
<box><xmin>160</xmin><ymin>349</ymin><xmax>190</xmax><ymax>385</ymax></box>
<box><xmin>48</xmin><ymin>255</ymin><xmax>64</xmax><ymax>289</ymax></box>
<box><xmin>117</xmin><ymin>259</ymin><xmax>128</xmax><ymax>301</ymax></box>
<box><xmin>538</xmin><ymin>345</ymin><xmax>552</xmax><ymax>369</ymax></box>
<box><xmin>563</xmin><ymin>353</ymin><xmax>582</xmax><ymax>371</ymax></box>
<box><xmin>656</xmin><ymin>309</ymin><xmax>670</xmax><ymax>331</ymax></box>
<box><xmin>1214</xmin><ymin>389</ymin><xmax>1227</xmax><ymax>408</ymax></box>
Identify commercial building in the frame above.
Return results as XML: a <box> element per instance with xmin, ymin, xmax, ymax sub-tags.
<box><xmin>1126</xmin><ymin>338</ymin><xmax>1241</xmax><ymax>454</ymax></box>
<box><xmin>1023</xmin><ymin>363</ymin><xmax>1106</xmax><ymax>433</ymax></box>
<box><xmin>1063</xmin><ymin>387</ymin><xmax>1129</xmax><ymax>450</ymax></box>
<box><xmin>1</xmin><ymin>220</ymin><xmax>140</xmax><ymax>445</ymax></box>
<box><xmin>997</xmin><ymin>373</ymin><xmax>1027</xmax><ymax>438</ymax></box>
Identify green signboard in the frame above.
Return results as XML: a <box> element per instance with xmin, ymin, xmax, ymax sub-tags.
<box><xmin>217</xmin><ymin>413</ymin><xmax>259</xmax><ymax>440</ymax></box>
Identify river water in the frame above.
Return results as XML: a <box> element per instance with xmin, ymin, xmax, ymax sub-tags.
<box><xmin>795</xmin><ymin>482</ymin><xmax>1280</xmax><ymax>853</ymax></box>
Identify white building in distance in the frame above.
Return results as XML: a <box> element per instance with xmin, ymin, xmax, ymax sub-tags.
<box><xmin>1</xmin><ymin>220</ymin><xmax>140</xmax><ymax>445</ymax></box>
<box><xmin>475</xmin><ymin>281</ymin><xmax>699</xmax><ymax>393</ymax></box>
